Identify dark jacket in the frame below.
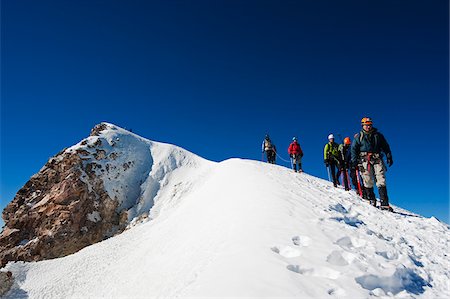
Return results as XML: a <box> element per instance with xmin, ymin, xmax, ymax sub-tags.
<box><xmin>339</xmin><ymin>144</ymin><xmax>351</xmax><ymax>166</ymax></box>
<box><xmin>351</xmin><ymin>128</ymin><xmax>392</xmax><ymax>165</ymax></box>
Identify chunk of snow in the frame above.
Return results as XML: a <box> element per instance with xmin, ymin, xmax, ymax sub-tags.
<box><xmin>87</xmin><ymin>211</ymin><xmax>102</xmax><ymax>223</ymax></box>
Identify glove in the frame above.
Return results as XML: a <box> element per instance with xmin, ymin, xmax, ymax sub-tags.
<box><xmin>386</xmin><ymin>153</ymin><xmax>393</xmax><ymax>167</ymax></box>
<box><xmin>324</xmin><ymin>159</ymin><xmax>329</xmax><ymax>167</ymax></box>
<box><xmin>386</xmin><ymin>156</ymin><xmax>393</xmax><ymax>167</ymax></box>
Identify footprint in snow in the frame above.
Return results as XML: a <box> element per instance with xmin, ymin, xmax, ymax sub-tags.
<box><xmin>292</xmin><ymin>235</ymin><xmax>311</xmax><ymax>247</ymax></box>
<box><xmin>375</xmin><ymin>250</ymin><xmax>399</xmax><ymax>260</ymax></box>
<box><xmin>330</xmin><ymin>216</ymin><xmax>365</xmax><ymax>228</ymax></box>
<box><xmin>355</xmin><ymin>268</ymin><xmax>430</xmax><ymax>295</ymax></box>
<box><xmin>327</xmin><ymin>287</ymin><xmax>347</xmax><ymax>296</ymax></box>
<box><xmin>287</xmin><ymin>264</ymin><xmax>341</xmax><ymax>280</ymax></box>
<box><xmin>327</xmin><ymin>251</ymin><xmax>348</xmax><ymax>266</ymax></box>
<box><xmin>335</xmin><ymin>236</ymin><xmax>367</xmax><ymax>250</ymax></box>
<box><xmin>365</xmin><ymin>229</ymin><xmax>393</xmax><ymax>241</ymax></box>
<box><xmin>271</xmin><ymin>246</ymin><xmax>302</xmax><ymax>258</ymax></box>
<box><xmin>329</xmin><ymin>203</ymin><xmax>348</xmax><ymax>214</ymax></box>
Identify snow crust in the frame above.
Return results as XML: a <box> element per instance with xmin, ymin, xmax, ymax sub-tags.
<box><xmin>3</xmin><ymin>124</ymin><xmax>449</xmax><ymax>298</ymax></box>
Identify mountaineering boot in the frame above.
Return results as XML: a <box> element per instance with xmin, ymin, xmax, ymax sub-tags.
<box><xmin>378</xmin><ymin>186</ymin><xmax>393</xmax><ymax>211</ymax></box>
<box><xmin>361</xmin><ymin>187</ymin><xmax>371</xmax><ymax>203</ymax></box>
<box><xmin>366</xmin><ymin>187</ymin><xmax>377</xmax><ymax>207</ymax></box>
<box><xmin>361</xmin><ymin>186</ymin><xmax>368</xmax><ymax>200</ymax></box>
<box><xmin>361</xmin><ymin>186</ymin><xmax>370</xmax><ymax>203</ymax></box>
<box><xmin>378</xmin><ymin>186</ymin><xmax>389</xmax><ymax>206</ymax></box>
<box><xmin>298</xmin><ymin>163</ymin><xmax>303</xmax><ymax>172</ymax></box>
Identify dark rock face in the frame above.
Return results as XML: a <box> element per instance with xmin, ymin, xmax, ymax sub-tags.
<box><xmin>0</xmin><ymin>124</ymin><xmax>128</xmax><ymax>268</ymax></box>
<box><xmin>0</xmin><ymin>271</ymin><xmax>13</xmax><ymax>296</ymax></box>
<box><xmin>90</xmin><ymin>123</ymin><xmax>108</xmax><ymax>136</ymax></box>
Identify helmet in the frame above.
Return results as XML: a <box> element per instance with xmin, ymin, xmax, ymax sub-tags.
<box><xmin>292</xmin><ymin>137</ymin><xmax>297</xmax><ymax>141</ymax></box>
<box><xmin>344</xmin><ymin>137</ymin><xmax>351</xmax><ymax>145</ymax></box>
<box><xmin>265</xmin><ymin>134</ymin><xmax>270</xmax><ymax>140</ymax></box>
<box><xmin>328</xmin><ymin>134</ymin><xmax>334</xmax><ymax>140</ymax></box>
<box><xmin>361</xmin><ymin>117</ymin><xmax>373</xmax><ymax>126</ymax></box>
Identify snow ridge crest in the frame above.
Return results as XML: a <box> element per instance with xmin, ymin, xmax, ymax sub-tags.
<box><xmin>0</xmin><ymin>122</ymin><xmax>212</xmax><ymax>271</ymax></box>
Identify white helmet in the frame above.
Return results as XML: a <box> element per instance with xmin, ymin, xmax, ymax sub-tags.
<box><xmin>328</xmin><ymin>134</ymin><xmax>334</xmax><ymax>140</ymax></box>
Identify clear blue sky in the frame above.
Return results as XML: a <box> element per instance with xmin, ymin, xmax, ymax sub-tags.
<box><xmin>1</xmin><ymin>0</ymin><xmax>448</xmax><ymax>226</ymax></box>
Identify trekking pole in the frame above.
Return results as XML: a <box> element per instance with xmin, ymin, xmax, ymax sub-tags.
<box><xmin>355</xmin><ymin>169</ymin><xmax>363</xmax><ymax>197</ymax></box>
<box><xmin>326</xmin><ymin>166</ymin><xmax>331</xmax><ymax>182</ymax></box>
<box><xmin>275</xmin><ymin>152</ymin><xmax>293</xmax><ymax>169</ymax></box>
<box><xmin>261</xmin><ymin>152</ymin><xmax>264</xmax><ymax>162</ymax></box>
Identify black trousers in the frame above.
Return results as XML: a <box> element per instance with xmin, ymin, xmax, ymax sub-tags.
<box><xmin>337</xmin><ymin>167</ymin><xmax>351</xmax><ymax>190</ymax></box>
<box><xmin>266</xmin><ymin>150</ymin><xmax>276</xmax><ymax>164</ymax></box>
<box><xmin>349</xmin><ymin>167</ymin><xmax>359</xmax><ymax>189</ymax></box>
<box><xmin>329</xmin><ymin>161</ymin><xmax>338</xmax><ymax>186</ymax></box>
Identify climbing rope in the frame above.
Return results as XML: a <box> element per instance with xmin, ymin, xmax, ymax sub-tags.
<box><xmin>275</xmin><ymin>151</ymin><xmax>292</xmax><ymax>163</ymax></box>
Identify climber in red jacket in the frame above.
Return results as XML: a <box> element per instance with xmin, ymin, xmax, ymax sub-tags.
<box><xmin>288</xmin><ymin>137</ymin><xmax>303</xmax><ymax>172</ymax></box>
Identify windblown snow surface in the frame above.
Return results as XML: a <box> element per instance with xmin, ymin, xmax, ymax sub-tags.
<box><xmin>3</xmin><ymin>124</ymin><xmax>450</xmax><ymax>298</ymax></box>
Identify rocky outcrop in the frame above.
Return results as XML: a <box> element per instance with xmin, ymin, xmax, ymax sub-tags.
<box><xmin>0</xmin><ymin>271</ymin><xmax>13</xmax><ymax>296</ymax></box>
<box><xmin>0</xmin><ymin>124</ymin><xmax>129</xmax><ymax>268</ymax></box>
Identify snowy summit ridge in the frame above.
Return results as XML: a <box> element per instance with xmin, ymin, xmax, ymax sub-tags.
<box><xmin>0</xmin><ymin>122</ymin><xmax>212</xmax><ymax>269</ymax></box>
<box><xmin>1</xmin><ymin>123</ymin><xmax>449</xmax><ymax>298</ymax></box>
<box><xmin>69</xmin><ymin>122</ymin><xmax>212</xmax><ymax>222</ymax></box>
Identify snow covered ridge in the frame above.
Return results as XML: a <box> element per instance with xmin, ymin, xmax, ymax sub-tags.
<box><xmin>68</xmin><ymin>122</ymin><xmax>213</xmax><ymax>222</ymax></box>
<box><xmin>1</xmin><ymin>123</ymin><xmax>450</xmax><ymax>298</ymax></box>
<box><xmin>2</xmin><ymin>153</ymin><xmax>450</xmax><ymax>298</ymax></box>
<box><xmin>0</xmin><ymin>122</ymin><xmax>213</xmax><ymax>272</ymax></box>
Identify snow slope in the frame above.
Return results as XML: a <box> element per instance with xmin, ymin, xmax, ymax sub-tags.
<box><xmin>3</xmin><ymin>129</ymin><xmax>450</xmax><ymax>298</ymax></box>
<box><xmin>65</xmin><ymin>123</ymin><xmax>214</xmax><ymax>225</ymax></box>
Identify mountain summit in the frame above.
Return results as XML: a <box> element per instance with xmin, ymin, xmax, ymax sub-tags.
<box><xmin>1</xmin><ymin>123</ymin><xmax>449</xmax><ymax>298</ymax></box>
<box><xmin>0</xmin><ymin>123</ymin><xmax>211</xmax><ymax>268</ymax></box>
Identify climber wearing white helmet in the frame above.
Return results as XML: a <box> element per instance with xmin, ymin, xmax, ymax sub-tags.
<box><xmin>323</xmin><ymin>134</ymin><xmax>340</xmax><ymax>187</ymax></box>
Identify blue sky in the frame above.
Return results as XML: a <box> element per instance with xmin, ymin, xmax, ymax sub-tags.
<box><xmin>1</xmin><ymin>0</ymin><xmax>448</xmax><ymax>226</ymax></box>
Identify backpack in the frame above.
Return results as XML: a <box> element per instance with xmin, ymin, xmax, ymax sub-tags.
<box><xmin>264</xmin><ymin>139</ymin><xmax>273</xmax><ymax>151</ymax></box>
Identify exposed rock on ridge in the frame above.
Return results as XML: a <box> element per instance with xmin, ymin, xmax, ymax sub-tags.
<box><xmin>0</xmin><ymin>124</ymin><xmax>131</xmax><ymax>268</ymax></box>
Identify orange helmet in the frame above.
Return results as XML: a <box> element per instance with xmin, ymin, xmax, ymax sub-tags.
<box><xmin>344</xmin><ymin>137</ymin><xmax>351</xmax><ymax>145</ymax></box>
<box><xmin>361</xmin><ymin>117</ymin><xmax>373</xmax><ymax>126</ymax></box>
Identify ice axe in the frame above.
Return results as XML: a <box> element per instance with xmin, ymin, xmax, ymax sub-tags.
<box><xmin>355</xmin><ymin>168</ymin><xmax>363</xmax><ymax>197</ymax></box>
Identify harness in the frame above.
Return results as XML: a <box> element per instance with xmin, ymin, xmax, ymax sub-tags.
<box><xmin>359</xmin><ymin>152</ymin><xmax>382</xmax><ymax>173</ymax></box>
<box><xmin>326</xmin><ymin>143</ymin><xmax>339</xmax><ymax>162</ymax></box>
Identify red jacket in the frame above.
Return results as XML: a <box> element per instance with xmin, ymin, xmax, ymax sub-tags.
<box><xmin>288</xmin><ymin>142</ymin><xmax>303</xmax><ymax>156</ymax></box>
